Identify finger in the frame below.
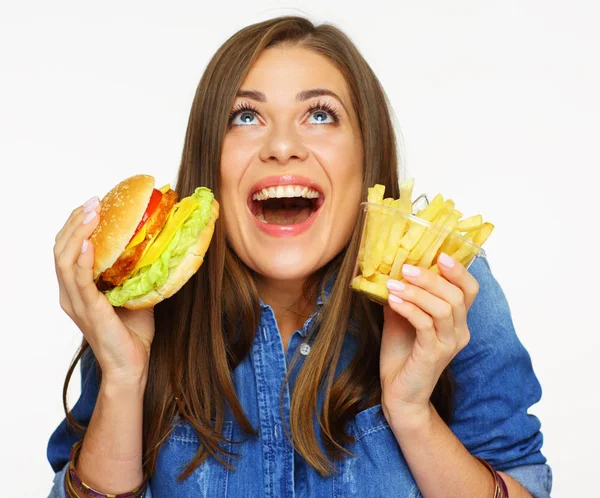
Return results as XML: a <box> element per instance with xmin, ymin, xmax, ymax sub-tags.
<box><xmin>381</xmin><ymin>305</ymin><xmax>416</xmax><ymax>355</ymax></box>
<box><xmin>387</xmin><ymin>295</ymin><xmax>438</xmax><ymax>354</ymax></box>
<box><xmin>75</xmin><ymin>239</ymin><xmax>105</xmax><ymax>308</ymax></box>
<box><xmin>398</xmin><ymin>262</ymin><xmax>468</xmax><ymax>327</ymax></box>
<box><xmin>55</xmin><ymin>196</ymin><xmax>99</xmax><ymax>243</ymax></box>
<box><xmin>386</xmin><ymin>280</ymin><xmax>456</xmax><ymax>346</ymax></box>
<box><xmin>54</xmin><ymin>207</ymin><xmax>84</xmax><ymax>256</ymax></box>
<box><xmin>436</xmin><ymin>252</ymin><xmax>480</xmax><ymax>311</ymax></box>
<box><xmin>380</xmin><ymin>305</ymin><xmax>415</xmax><ymax>381</ymax></box>
<box><xmin>56</xmin><ymin>209</ymin><xmax>101</xmax><ymax>315</ymax></box>
<box><xmin>54</xmin><ymin>197</ymin><xmax>100</xmax><ymax>254</ymax></box>
<box><xmin>56</xmin><ymin>278</ymin><xmax>74</xmax><ymax>316</ymax></box>
<box><xmin>57</xmin><ymin>208</ymin><xmax>100</xmax><ymax>270</ymax></box>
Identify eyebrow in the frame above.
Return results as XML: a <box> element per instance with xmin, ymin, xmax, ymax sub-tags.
<box><xmin>235</xmin><ymin>88</ymin><xmax>349</xmax><ymax>114</ymax></box>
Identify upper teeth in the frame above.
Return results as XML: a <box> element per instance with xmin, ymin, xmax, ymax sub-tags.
<box><xmin>252</xmin><ymin>185</ymin><xmax>320</xmax><ymax>201</ymax></box>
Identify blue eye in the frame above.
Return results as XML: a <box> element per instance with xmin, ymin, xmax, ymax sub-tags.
<box><xmin>306</xmin><ymin>101</ymin><xmax>340</xmax><ymax>124</ymax></box>
<box><xmin>232</xmin><ymin>111</ymin><xmax>258</xmax><ymax>126</ymax></box>
<box><xmin>228</xmin><ymin>100</ymin><xmax>341</xmax><ymax>128</ymax></box>
<box><xmin>228</xmin><ymin>103</ymin><xmax>260</xmax><ymax>127</ymax></box>
<box><xmin>307</xmin><ymin>110</ymin><xmax>335</xmax><ymax>124</ymax></box>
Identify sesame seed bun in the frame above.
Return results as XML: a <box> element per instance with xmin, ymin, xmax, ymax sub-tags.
<box><xmin>89</xmin><ymin>175</ymin><xmax>155</xmax><ymax>280</ymax></box>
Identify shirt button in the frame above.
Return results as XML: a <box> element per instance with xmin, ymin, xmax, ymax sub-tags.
<box><xmin>300</xmin><ymin>343</ymin><xmax>311</xmax><ymax>356</ymax></box>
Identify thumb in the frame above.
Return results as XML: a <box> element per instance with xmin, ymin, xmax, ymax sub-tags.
<box><xmin>380</xmin><ymin>305</ymin><xmax>415</xmax><ymax>376</ymax></box>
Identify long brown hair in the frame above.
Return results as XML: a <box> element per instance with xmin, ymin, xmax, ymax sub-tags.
<box><xmin>63</xmin><ymin>15</ymin><xmax>454</xmax><ymax>479</ymax></box>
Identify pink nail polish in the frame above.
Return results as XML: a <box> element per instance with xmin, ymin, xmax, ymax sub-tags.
<box><xmin>83</xmin><ymin>197</ymin><xmax>99</xmax><ymax>213</ymax></box>
<box><xmin>439</xmin><ymin>252</ymin><xmax>455</xmax><ymax>268</ymax></box>
<box><xmin>389</xmin><ymin>294</ymin><xmax>403</xmax><ymax>304</ymax></box>
<box><xmin>386</xmin><ymin>279</ymin><xmax>406</xmax><ymax>292</ymax></box>
<box><xmin>81</xmin><ymin>239</ymin><xmax>89</xmax><ymax>254</ymax></box>
<box><xmin>402</xmin><ymin>264</ymin><xmax>421</xmax><ymax>277</ymax></box>
<box><xmin>82</xmin><ymin>210</ymin><xmax>97</xmax><ymax>224</ymax></box>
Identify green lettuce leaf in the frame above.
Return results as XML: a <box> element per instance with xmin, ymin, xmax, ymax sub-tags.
<box><xmin>105</xmin><ymin>187</ymin><xmax>214</xmax><ymax>306</ymax></box>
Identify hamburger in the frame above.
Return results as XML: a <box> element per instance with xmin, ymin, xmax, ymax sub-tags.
<box><xmin>90</xmin><ymin>174</ymin><xmax>219</xmax><ymax>309</ymax></box>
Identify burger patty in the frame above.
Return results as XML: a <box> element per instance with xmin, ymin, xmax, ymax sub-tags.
<box><xmin>97</xmin><ymin>189</ymin><xmax>178</xmax><ymax>290</ymax></box>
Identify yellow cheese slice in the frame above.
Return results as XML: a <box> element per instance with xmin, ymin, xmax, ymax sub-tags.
<box><xmin>125</xmin><ymin>224</ymin><xmax>147</xmax><ymax>250</ymax></box>
<box><xmin>134</xmin><ymin>197</ymin><xmax>198</xmax><ymax>270</ymax></box>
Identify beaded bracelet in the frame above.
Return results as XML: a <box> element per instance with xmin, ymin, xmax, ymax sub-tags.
<box><xmin>476</xmin><ymin>457</ymin><xmax>509</xmax><ymax>498</ymax></box>
<box><xmin>64</xmin><ymin>439</ymin><xmax>148</xmax><ymax>498</ymax></box>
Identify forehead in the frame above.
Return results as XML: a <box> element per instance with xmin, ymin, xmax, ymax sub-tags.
<box><xmin>241</xmin><ymin>45</ymin><xmax>350</xmax><ymax>99</ymax></box>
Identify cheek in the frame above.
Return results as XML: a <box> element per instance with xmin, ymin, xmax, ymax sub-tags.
<box><xmin>219</xmin><ymin>138</ymin><xmax>250</xmax><ymax>249</ymax></box>
<box><xmin>331</xmin><ymin>156</ymin><xmax>363</xmax><ymax>242</ymax></box>
<box><xmin>311</xmin><ymin>132</ymin><xmax>362</xmax><ymax>179</ymax></box>
<box><xmin>309</xmin><ymin>131</ymin><xmax>363</xmax><ymax>235</ymax></box>
<box><xmin>333</xmin><ymin>179</ymin><xmax>362</xmax><ymax>241</ymax></box>
<box><xmin>309</xmin><ymin>128</ymin><xmax>360</xmax><ymax>158</ymax></box>
<box><xmin>221</xmin><ymin>136</ymin><xmax>252</xmax><ymax>187</ymax></box>
<box><xmin>322</xmin><ymin>136</ymin><xmax>363</xmax><ymax>196</ymax></box>
<box><xmin>220</xmin><ymin>135</ymin><xmax>260</xmax><ymax>218</ymax></box>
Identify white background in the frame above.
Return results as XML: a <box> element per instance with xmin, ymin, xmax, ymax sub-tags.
<box><xmin>1</xmin><ymin>1</ymin><xmax>598</xmax><ymax>496</ymax></box>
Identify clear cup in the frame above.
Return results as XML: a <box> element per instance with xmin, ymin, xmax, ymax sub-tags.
<box><xmin>351</xmin><ymin>201</ymin><xmax>486</xmax><ymax>304</ymax></box>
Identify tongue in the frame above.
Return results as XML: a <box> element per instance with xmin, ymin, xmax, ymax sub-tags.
<box><xmin>263</xmin><ymin>206</ymin><xmax>313</xmax><ymax>225</ymax></box>
<box><xmin>261</xmin><ymin>198</ymin><xmax>314</xmax><ymax>225</ymax></box>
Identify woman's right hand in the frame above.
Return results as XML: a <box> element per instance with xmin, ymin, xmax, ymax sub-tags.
<box><xmin>54</xmin><ymin>196</ymin><xmax>156</xmax><ymax>386</ymax></box>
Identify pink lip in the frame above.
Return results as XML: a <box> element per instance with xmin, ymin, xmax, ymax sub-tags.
<box><xmin>247</xmin><ymin>175</ymin><xmax>325</xmax><ymax>238</ymax></box>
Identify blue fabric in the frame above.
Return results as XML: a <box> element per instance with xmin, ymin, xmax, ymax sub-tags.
<box><xmin>47</xmin><ymin>257</ymin><xmax>551</xmax><ymax>497</ymax></box>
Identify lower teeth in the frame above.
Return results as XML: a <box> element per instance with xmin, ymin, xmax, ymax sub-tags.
<box><xmin>256</xmin><ymin>213</ymin><xmax>267</xmax><ymax>223</ymax></box>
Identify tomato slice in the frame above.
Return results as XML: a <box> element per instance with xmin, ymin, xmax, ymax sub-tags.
<box><xmin>133</xmin><ymin>189</ymin><xmax>163</xmax><ymax>237</ymax></box>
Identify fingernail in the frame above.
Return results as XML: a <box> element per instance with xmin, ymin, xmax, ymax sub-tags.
<box><xmin>402</xmin><ymin>264</ymin><xmax>421</xmax><ymax>277</ymax></box>
<box><xmin>389</xmin><ymin>294</ymin><xmax>403</xmax><ymax>304</ymax></box>
<box><xmin>439</xmin><ymin>252</ymin><xmax>455</xmax><ymax>268</ymax></box>
<box><xmin>82</xmin><ymin>210</ymin><xmax>97</xmax><ymax>224</ymax></box>
<box><xmin>81</xmin><ymin>239</ymin><xmax>89</xmax><ymax>254</ymax></box>
<box><xmin>83</xmin><ymin>196</ymin><xmax>99</xmax><ymax>212</ymax></box>
<box><xmin>386</xmin><ymin>279</ymin><xmax>406</xmax><ymax>292</ymax></box>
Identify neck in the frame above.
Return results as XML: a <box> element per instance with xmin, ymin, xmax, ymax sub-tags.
<box><xmin>255</xmin><ymin>276</ymin><xmax>316</xmax><ymax>347</ymax></box>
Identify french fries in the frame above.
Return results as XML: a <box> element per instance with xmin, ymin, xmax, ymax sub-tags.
<box><xmin>398</xmin><ymin>193</ymin><xmax>444</xmax><ymax>252</ymax></box>
<box><xmin>359</xmin><ymin>185</ymin><xmax>386</xmax><ymax>277</ymax></box>
<box><xmin>380</xmin><ymin>178</ymin><xmax>414</xmax><ymax>273</ymax></box>
<box><xmin>456</xmin><ymin>214</ymin><xmax>483</xmax><ymax>232</ymax></box>
<box><xmin>419</xmin><ymin>209</ymin><xmax>462</xmax><ymax>268</ymax></box>
<box><xmin>351</xmin><ymin>275</ymin><xmax>390</xmax><ymax>303</ymax></box>
<box><xmin>352</xmin><ymin>180</ymin><xmax>494</xmax><ymax>303</ymax></box>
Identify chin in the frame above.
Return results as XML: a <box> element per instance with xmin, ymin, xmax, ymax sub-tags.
<box><xmin>250</xmin><ymin>246</ymin><xmax>326</xmax><ymax>281</ymax></box>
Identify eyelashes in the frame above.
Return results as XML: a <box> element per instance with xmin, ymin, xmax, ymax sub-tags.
<box><xmin>306</xmin><ymin>100</ymin><xmax>340</xmax><ymax>123</ymax></box>
<box><xmin>227</xmin><ymin>100</ymin><xmax>341</xmax><ymax>126</ymax></box>
<box><xmin>228</xmin><ymin>102</ymin><xmax>258</xmax><ymax>125</ymax></box>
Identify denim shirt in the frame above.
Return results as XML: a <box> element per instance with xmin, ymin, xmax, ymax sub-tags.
<box><xmin>47</xmin><ymin>257</ymin><xmax>552</xmax><ymax>497</ymax></box>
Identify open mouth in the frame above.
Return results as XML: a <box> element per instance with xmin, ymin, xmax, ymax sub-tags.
<box><xmin>248</xmin><ymin>185</ymin><xmax>325</xmax><ymax>225</ymax></box>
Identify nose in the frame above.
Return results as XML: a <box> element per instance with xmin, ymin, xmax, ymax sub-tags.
<box><xmin>258</xmin><ymin>122</ymin><xmax>309</xmax><ymax>165</ymax></box>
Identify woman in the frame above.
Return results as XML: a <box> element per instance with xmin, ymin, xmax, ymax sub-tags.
<box><xmin>48</xmin><ymin>16</ymin><xmax>552</xmax><ymax>497</ymax></box>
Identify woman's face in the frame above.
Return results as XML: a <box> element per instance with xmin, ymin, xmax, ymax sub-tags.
<box><xmin>220</xmin><ymin>45</ymin><xmax>363</xmax><ymax>283</ymax></box>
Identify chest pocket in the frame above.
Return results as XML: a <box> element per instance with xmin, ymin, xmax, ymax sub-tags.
<box><xmin>151</xmin><ymin>420</ymin><xmax>234</xmax><ymax>498</ymax></box>
<box><xmin>333</xmin><ymin>404</ymin><xmax>422</xmax><ymax>498</ymax></box>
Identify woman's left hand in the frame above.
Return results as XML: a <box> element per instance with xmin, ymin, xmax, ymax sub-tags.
<box><xmin>380</xmin><ymin>252</ymin><xmax>480</xmax><ymax>428</ymax></box>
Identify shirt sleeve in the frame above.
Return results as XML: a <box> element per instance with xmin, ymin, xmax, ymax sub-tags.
<box><xmin>46</xmin><ymin>346</ymin><xmax>99</xmax><ymax>496</ymax></box>
<box><xmin>503</xmin><ymin>463</ymin><xmax>553</xmax><ymax>498</ymax></box>
<box><xmin>47</xmin><ymin>462</ymin><xmax>155</xmax><ymax>498</ymax></box>
<box><xmin>449</xmin><ymin>257</ymin><xmax>549</xmax><ymax>474</ymax></box>
<box><xmin>46</xmin><ymin>347</ymin><xmax>155</xmax><ymax>497</ymax></box>
<box><xmin>47</xmin><ymin>346</ymin><xmax>100</xmax><ymax>473</ymax></box>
